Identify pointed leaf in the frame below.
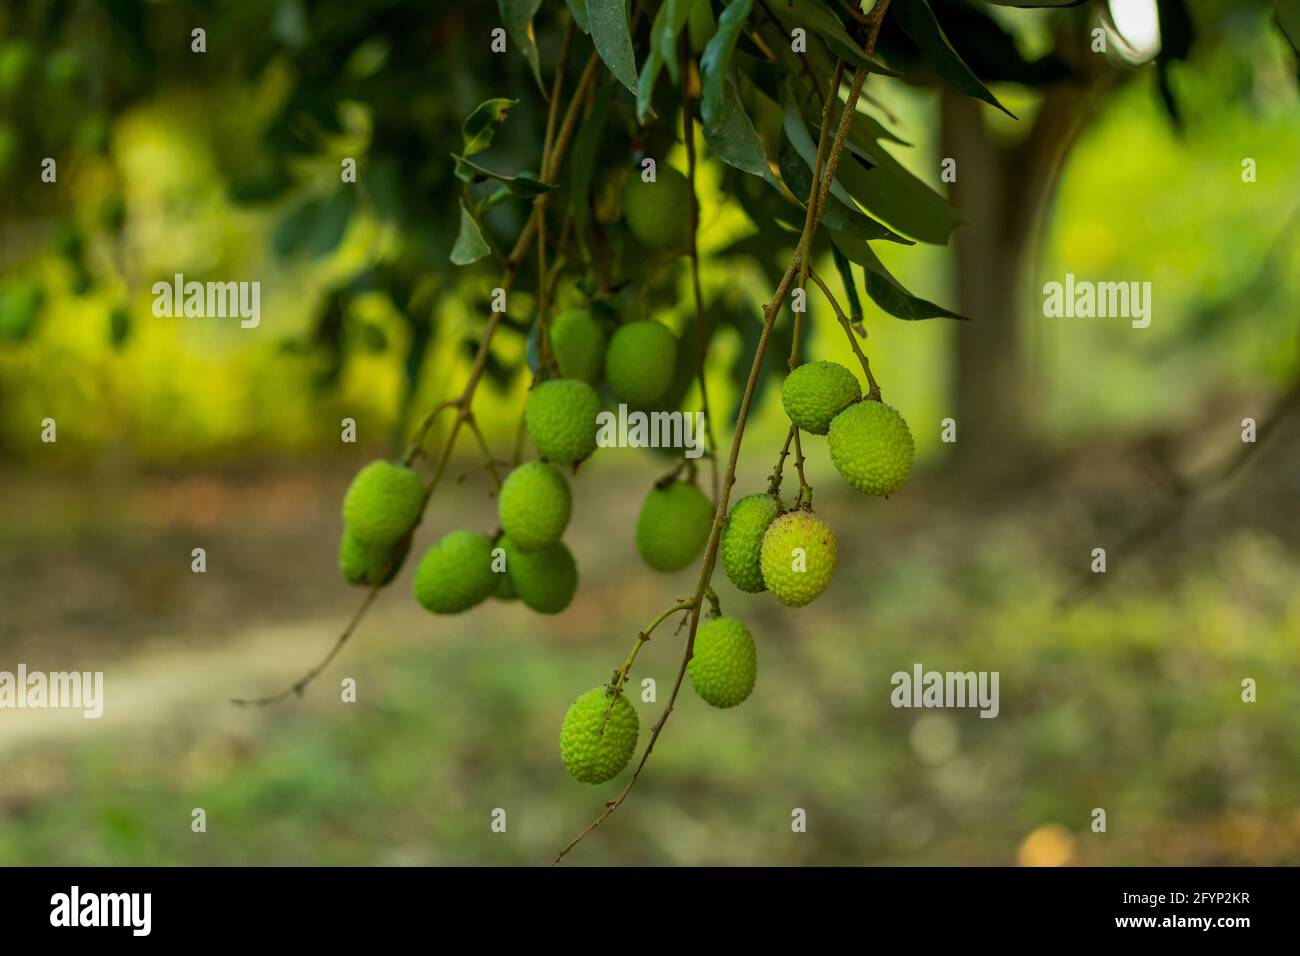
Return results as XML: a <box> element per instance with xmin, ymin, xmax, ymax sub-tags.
<box><xmin>829</xmin><ymin>230</ymin><xmax>965</xmax><ymax>320</ymax></box>
<box><xmin>451</xmin><ymin>201</ymin><xmax>491</xmax><ymax>265</ymax></box>
<box><xmin>452</xmin><ymin>154</ymin><xmax>554</xmax><ymax>196</ymax></box>
<box><xmin>765</xmin><ymin>0</ymin><xmax>896</xmax><ymax>75</ymax></box>
<box><xmin>1279</xmin><ymin>1</ymin><xmax>1300</xmax><ymax>54</ymax></box>
<box><xmin>497</xmin><ymin>0</ymin><xmax>546</xmax><ymax>95</ymax></box>
<box><xmin>779</xmin><ymin>138</ymin><xmax>910</xmax><ymax>244</ymax></box>
<box><xmin>893</xmin><ymin>0</ymin><xmax>1014</xmax><ymax>116</ymax></box>
<box><xmin>658</xmin><ymin>0</ymin><xmax>706</xmax><ymax>84</ymax></box>
<box><xmin>701</xmin><ymin>0</ymin><xmax>753</xmax><ymax>128</ymax></box>
<box><xmin>566</xmin><ymin>0</ymin><xmax>591</xmax><ymax>34</ymax></box>
<box><xmin>703</xmin><ymin>77</ymin><xmax>780</xmax><ymax>187</ymax></box>
<box><xmin>589</xmin><ymin>0</ymin><xmax>639</xmax><ymax>94</ymax></box>
<box><xmin>780</xmin><ymin>89</ymin><xmax>857</xmax><ymax>210</ymax></box>
<box><xmin>462</xmin><ymin>98</ymin><xmax>519</xmax><ymax>157</ymax></box>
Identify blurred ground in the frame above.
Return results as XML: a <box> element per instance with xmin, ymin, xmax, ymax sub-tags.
<box><xmin>1</xmin><ymin>405</ymin><xmax>1298</xmax><ymax>866</ymax></box>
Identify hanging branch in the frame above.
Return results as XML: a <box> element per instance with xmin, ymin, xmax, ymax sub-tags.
<box><xmin>232</xmin><ymin>27</ymin><xmax>602</xmax><ymax>708</ymax></box>
<box><xmin>553</xmin><ymin>1</ymin><xmax>894</xmax><ymax>864</ymax></box>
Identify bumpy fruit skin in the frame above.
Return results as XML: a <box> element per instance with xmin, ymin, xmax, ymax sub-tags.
<box><xmin>548</xmin><ymin>308</ymin><xmax>606</xmax><ymax>385</ymax></box>
<box><xmin>605</xmin><ymin>321</ymin><xmax>677</xmax><ymax>406</ymax></box>
<box><xmin>412</xmin><ymin>530</ymin><xmax>497</xmax><ymax>614</ymax></box>
<box><xmin>497</xmin><ymin>462</ymin><xmax>571</xmax><ymax>552</ymax></box>
<box><xmin>501</xmin><ymin>536</ymin><xmax>578</xmax><ymax>614</ymax></box>
<box><xmin>524</xmin><ymin>379</ymin><xmax>600</xmax><ymax>464</ymax></box>
<box><xmin>720</xmin><ymin>493</ymin><xmax>780</xmax><ymax>593</ymax></box>
<box><xmin>342</xmin><ymin>460</ymin><xmax>425</xmax><ymax>547</ymax></box>
<box><xmin>622</xmin><ymin>165</ymin><xmax>692</xmax><ymax>250</ymax></box>
<box><xmin>827</xmin><ymin>400</ymin><xmax>915</xmax><ymax>496</ymax></box>
<box><xmin>688</xmin><ymin>616</ymin><xmax>757</xmax><ymax>708</ymax></box>
<box><xmin>781</xmin><ymin>360</ymin><xmax>862</xmax><ymax>435</ymax></box>
<box><xmin>560</xmin><ymin>687</ymin><xmax>639</xmax><ymax>784</ymax></box>
<box><xmin>339</xmin><ymin>531</ymin><xmax>410</xmax><ymax>587</ymax></box>
<box><xmin>636</xmin><ymin>481</ymin><xmax>712</xmax><ymax>572</ymax></box>
<box><xmin>760</xmin><ymin>511</ymin><xmax>837</xmax><ymax>607</ymax></box>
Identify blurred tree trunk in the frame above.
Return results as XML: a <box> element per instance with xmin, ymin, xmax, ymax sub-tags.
<box><xmin>940</xmin><ymin>72</ymin><xmax>1105</xmax><ymax>474</ymax></box>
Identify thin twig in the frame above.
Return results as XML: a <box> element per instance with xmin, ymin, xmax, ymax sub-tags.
<box><xmin>809</xmin><ymin>267</ymin><xmax>881</xmax><ymax>400</ymax></box>
<box><xmin>682</xmin><ymin>45</ymin><xmax>720</xmax><ymax>505</ymax></box>
<box><xmin>236</xmin><ymin>21</ymin><xmax>595</xmax><ymax>707</ymax></box>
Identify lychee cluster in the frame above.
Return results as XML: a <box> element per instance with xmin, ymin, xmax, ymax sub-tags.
<box><xmin>715</xmin><ymin>360</ymin><xmax>913</xmax><ymax>608</ymax></box>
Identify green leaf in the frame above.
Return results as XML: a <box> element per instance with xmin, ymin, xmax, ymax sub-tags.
<box><xmin>1279</xmin><ymin>1</ymin><xmax>1300</xmax><ymax>54</ymax></box>
<box><xmin>566</xmin><ymin>0</ymin><xmax>591</xmax><ymax>34</ymax></box>
<box><xmin>498</xmin><ymin>0</ymin><xmax>546</xmax><ymax>95</ymax></box>
<box><xmin>588</xmin><ymin>0</ymin><xmax>639</xmax><ymax>94</ymax></box>
<box><xmin>702</xmin><ymin>77</ymin><xmax>780</xmax><ymax>187</ymax></box>
<box><xmin>451</xmin><ymin>201</ymin><xmax>491</xmax><ymax>266</ymax></box>
<box><xmin>451</xmin><ymin>154</ymin><xmax>554</xmax><ymax>196</ymax></box>
<box><xmin>765</xmin><ymin>0</ymin><xmax>896</xmax><ymax>75</ymax></box>
<box><xmin>274</xmin><ymin>189</ymin><xmax>352</xmax><ymax>259</ymax></box>
<box><xmin>462</xmin><ymin>98</ymin><xmax>518</xmax><ymax>157</ymax></box>
<box><xmin>829</xmin><ymin>230</ymin><xmax>965</xmax><ymax>320</ymax></box>
<box><xmin>659</xmin><ymin>0</ymin><xmax>706</xmax><ymax>84</ymax></box>
<box><xmin>780</xmin><ymin>89</ymin><xmax>857</xmax><ymax>210</ymax></box>
<box><xmin>108</xmin><ymin>305</ymin><xmax>130</xmax><ymax>349</ymax></box>
<box><xmin>892</xmin><ymin>0</ymin><xmax>1015</xmax><ymax>117</ymax></box>
<box><xmin>778</xmin><ymin>138</ymin><xmax>910</xmax><ymax>244</ymax></box>
<box><xmin>803</xmin><ymin>101</ymin><xmax>960</xmax><ymax>244</ymax></box>
<box><xmin>636</xmin><ymin>1</ymin><xmax>680</xmax><ymax>124</ymax></box>
<box><xmin>701</xmin><ymin>0</ymin><xmax>753</xmax><ymax>128</ymax></box>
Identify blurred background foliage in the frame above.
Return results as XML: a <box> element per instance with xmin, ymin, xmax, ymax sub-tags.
<box><xmin>1</xmin><ymin>0</ymin><xmax>1298</xmax><ymax>865</ymax></box>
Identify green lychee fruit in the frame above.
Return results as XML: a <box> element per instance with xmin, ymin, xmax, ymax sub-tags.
<box><xmin>635</xmin><ymin>481</ymin><xmax>712</xmax><ymax>572</ymax></box>
<box><xmin>412</xmin><ymin>530</ymin><xmax>498</xmax><ymax>614</ymax></box>
<box><xmin>760</xmin><ymin>511</ymin><xmax>837</xmax><ymax>607</ymax></box>
<box><xmin>560</xmin><ymin>687</ymin><xmax>639</xmax><ymax>784</ymax></box>
<box><xmin>688</xmin><ymin>616</ymin><xmax>757</xmax><ymax>708</ymax></box>
<box><xmin>342</xmin><ymin>460</ymin><xmax>425</xmax><ymax>547</ymax></box>
<box><xmin>605</xmin><ymin>320</ymin><xmax>677</xmax><ymax>407</ymax></box>
<box><xmin>497</xmin><ymin>461</ymin><xmax>571</xmax><ymax>552</ymax></box>
<box><xmin>501</xmin><ymin>535</ymin><xmax>578</xmax><ymax>614</ymax></box>
<box><xmin>494</xmin><ymin>569</ymin><xmax>518</xmax><ymax>602</ymax></box>
<box><xmin>720</xmin><ymin>493</ymin><xmax>781</xmax><ymax>593</ymax></box>
<box><xmin>827</xmin><ymin>400</ymin><xmax>915</xmax><ymax>496</ymax></box>
<box><xmin>338</xmin><ymin>531</ymin><xmax>410</xmax><ymax>587</ymax></box>
<box><xmin>781</xmin><ymin>360</ymin><xmax>862</xmax><ymax>435</ymax></box>
<box><xmin>548</xmin><ymin>308</ymin><xmax>606</xmax><ymax>385</ymax></box>
<box><xmin>524</xmin><ymin>378</ymin><xmax>600</xmax><ymax>464</ymax></box>
<box><xmin>622</xmin><ymin>164</ymin><xmax>692</xmax><ymax>250</ymax></box>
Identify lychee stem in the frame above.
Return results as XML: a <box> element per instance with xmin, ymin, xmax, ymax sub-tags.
<box><xmin>809</xmin><ymin>268</ymin><xmax>883</xmax><ymax>402</ymax></box>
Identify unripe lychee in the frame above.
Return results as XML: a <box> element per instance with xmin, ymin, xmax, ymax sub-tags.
<box><xmin>524</xmin><ymin>379</ymin><xmax>600</xmax><ymax>464</ymax></box>
<box><xmin>688</xmin><ymin>616</ymin><xmax>757</xmax><ymax>708</ymax></box>
<box><xmin>760</xmin><ymin>511</ymin><xmax>837</xmax><ymax>607</ymax></box>
<box><xmin>501</xmin><ymin>535</ymin><xmax>578</xmax><ymax>614</ymax></box>
<box><xmin>560</xmin><ymin>687</ymin><xmax>639</xmax><ymax>784</ymax></box>
<box><xmin>342</xmin><ymin>460</ymin><xmax>425</xmax><ymax>547</ymax></box>
<box><xmin>622</xmin><ymin>164</ymin><xmax>692</xmax><ymax>250</ymax></box>
<box><xmin>548</xmin><ymin>308</ymin><xmax>606</xmax><ymax>385</ymax></box>
<box><xmin>720</xmin><ymin>493</ymin><xmax>781</xmax><ymax>593</ymax></box>
<box><xmin>497</xmin><ymin>461</ymin><xmax>571</xmax><ymax>552</ymax></box>
<box><xmin>494</xmin><ymin>569</ymin><xmax>518</xmax><ymax>601</ymax></box>
<box><xmin>605</xmin><ymin>320</ymin><xmax>677</xmax><ymax>407</ymax></box>
<box><xmin>827</xmin><ymin>400</ymin><xmax>915</xmax><ymax>496</ymax></box>
<box><xmin>635</xmin><ymin>481</ymin><xmax>712</xmax><ymax>572</ymax></box>
<box><xmin>781</xmin><ymin>360</ymin><xmax>862</xmax><ymax>435</ymax></box>
<box><xmin>339</xmin><ymin>531</ymin><xmax>410</xmax><ymax>587</ymax></box>
<box><xmin>412</xmin><ymin>530</ymin><xmax>497</xmax><ymax>615</ymax></box>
